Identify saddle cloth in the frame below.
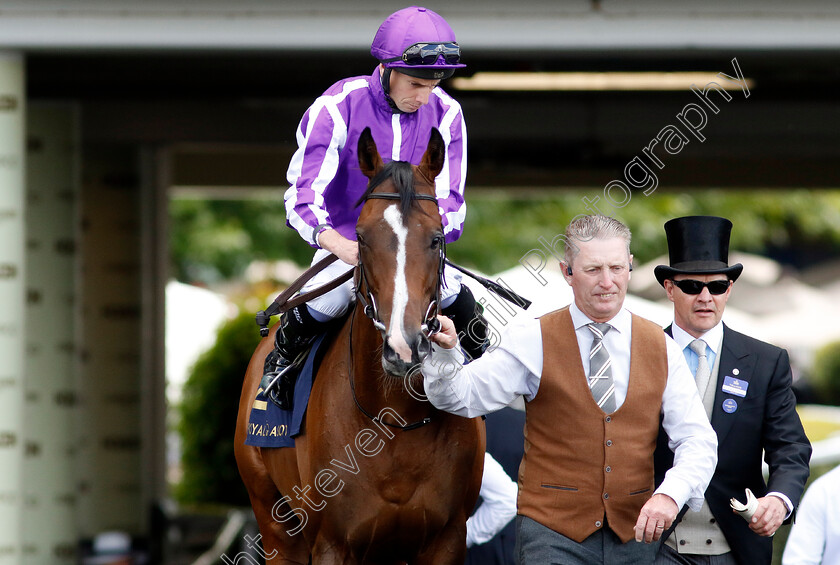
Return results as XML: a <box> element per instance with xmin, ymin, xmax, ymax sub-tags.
<box><xmin>244</xmin><ymin>332</ymin><xmax>330</xmax><ymax>448</ymax></box>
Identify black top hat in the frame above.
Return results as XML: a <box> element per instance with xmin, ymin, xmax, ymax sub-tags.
<box><xmin>654</xmin><ymin>215</ymin><xmax>743</xmax><ymax>287</ymax></box>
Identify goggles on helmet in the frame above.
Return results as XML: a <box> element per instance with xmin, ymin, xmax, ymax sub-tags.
<box><xmin>383</xmin><ymin>42</ymin><xmax>461</xmax><ymax>66</ymax></box>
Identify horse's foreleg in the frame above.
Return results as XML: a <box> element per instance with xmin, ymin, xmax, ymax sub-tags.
<box><xmin>310</xmin><ymin>538</ymin><xmax>356</xmax><ymax>565</ymax></box>
<box><xmin>413</xmin><ymin>518</ymin><xmax>468</xmax><ymax>565</ymax></box>
<box><xmin>248</xmin><ymin>486</ymin><xmax>310</xmax><ymax>564</ymax></box>
<box><xmin>235</xmin><ymin>445</ymin><xmax>308</xmax><ymax>564</ymax></box>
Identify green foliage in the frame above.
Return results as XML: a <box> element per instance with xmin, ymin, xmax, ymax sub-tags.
<box><xmin>170</xmin><ymin>198</ymin><xmax>312</xmax><ymax>284</ymax></box>
<box><xmin>810</xmin><ymin>340</ymin><xmax>840</xmax><ymax>405</ymax></box>
<box><xmin>175</xmin><ymin>310</ymin><xmax>262</xmax><ymax>506</ymax></box>
<box><xmin>448</xmin><ymin>188</ymin><xmax>840</xmax><ymax>274</ymax></box>
<box><xmin>170</xmin><ymin>190</ymin><xmax>840</xmax><ymax>284</ymax></box>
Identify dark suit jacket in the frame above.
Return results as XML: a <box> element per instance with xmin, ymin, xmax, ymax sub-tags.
<box><xmin>654</xmin><ymin>324</ymin><xmax>811</xmax><ymax>565</ymax></box>
<box><xmin>465</xmin><ymin>406</ymin><xmax>525</xmax><ymax>565</ymax></box>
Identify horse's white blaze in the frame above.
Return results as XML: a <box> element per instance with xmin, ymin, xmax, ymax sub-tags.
<box><xmin>383</xmin><ymin>205</ymin><xmax>412</xmax><ymax>361</ymax></box>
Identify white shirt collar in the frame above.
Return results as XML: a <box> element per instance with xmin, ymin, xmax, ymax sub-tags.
<box><xmin>569</xmin><ymin>301</ymin><xmax>631</xmax><ymax>336</ymax></box>
<box><xmin>670</xmin><ymin>320</ymin><xmax>724</xmax><ymax>356</ymax></box>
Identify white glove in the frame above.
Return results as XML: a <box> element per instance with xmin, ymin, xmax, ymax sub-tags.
<box><xmin>730</xmin><ymin>488</ymin><xmax>759</xmax><ymax>522</ymax></box>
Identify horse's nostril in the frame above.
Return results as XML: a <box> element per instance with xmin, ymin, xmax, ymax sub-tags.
<box><xmin>383</xmin><ymin>342</ymin><xmax>398</xmax><ymax>361</ymax></box>
<box><xmin>417</xmin><ymin>335</ymin><xmax>432</xmax><ymax>358</ymax></box>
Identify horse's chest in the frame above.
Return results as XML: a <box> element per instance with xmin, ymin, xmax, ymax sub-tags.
<box><xmin>377</xmin><ymin>478</ymin><xmax>423</xmax><ymax>506</ymax></box>
<box><xmin>342</xmin><ymin>498</ymin><xmax>450</xmax><ymax>559</ymax></box>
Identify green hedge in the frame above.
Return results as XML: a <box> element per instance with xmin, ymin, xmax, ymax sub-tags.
<box><xmin>171</xmin><ymin>190</ymin><xmax>840</xmax><ymax>285</ymax></box>
<box><xmin>175</xmin><ymin>310</ymin><xmax>262</xmax><ymax>506</ymax></box>
<box><xmin>810</xmin><ymin>340</ymin><xmax>840</xmax><ymax>405</ymax></box>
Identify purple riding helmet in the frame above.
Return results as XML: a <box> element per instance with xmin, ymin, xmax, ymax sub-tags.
<box><xmin>371</xmin><ymin>6</ymin><xmax>465</xmax><ymax>89</ymax></box>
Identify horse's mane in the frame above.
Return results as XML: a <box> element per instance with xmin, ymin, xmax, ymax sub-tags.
<box><xmin>356</xmin><ymin>161</ymin><xmax>425</xmax><ymax>218</ymax></box>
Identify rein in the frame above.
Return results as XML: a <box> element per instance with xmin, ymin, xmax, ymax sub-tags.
<box><xmin>347</xmin><ymin>304</ymin><xmax>432</xmax><ymax>431</ymax></box>
<box><xmin>255</xmin><ymin>253</ymin><xmax>353</xmax><ymax>337</ymax></box>
<box><xmin>254</xmin><ymin>190</ymin><xmax>530</xmax><ymax>432</ymax></box>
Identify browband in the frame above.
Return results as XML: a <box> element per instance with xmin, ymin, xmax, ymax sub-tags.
<box><xmin>366</xmin><ymin>193</ymin><xmax>437</xmax><ymax>203</ymax></box>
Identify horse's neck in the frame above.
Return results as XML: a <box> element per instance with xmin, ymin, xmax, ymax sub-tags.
<box><xmin>349</xmin><ymin>306</ymin><xmax>430</xmax><ymax>420</ymax></box>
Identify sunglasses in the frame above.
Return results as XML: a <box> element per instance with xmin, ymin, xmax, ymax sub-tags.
<box><xmin>385</xmin><ymin>42</ymin><xmax>461</xmax><ymax>66</ymax></box>
<box><xmin>671</xmin><ymin>279</ymin><xmax>730</xmax><ymax>295</ymax></box>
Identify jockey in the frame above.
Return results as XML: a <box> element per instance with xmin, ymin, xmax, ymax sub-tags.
<box><xmin>265</xmin><ymin>6</ymin><xmax>489</xmax><ymax>409</ymax></box>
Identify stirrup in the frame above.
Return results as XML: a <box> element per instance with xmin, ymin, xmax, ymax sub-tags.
<box><xmin>260</xmin><ymin>346</ymin><xmax>312</xmax><ymax>410</ymax></box>
<box><xmin>261</xmin><ymin>363</ymin><xmax>297</xmax><ymax>397</ymax></box>
<box><xmin>263</xmin><ymin>365</ymin><xmax>297</xmax><ymax>410</ymax></box>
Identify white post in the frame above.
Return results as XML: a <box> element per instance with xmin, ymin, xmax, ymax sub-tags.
<box><xmin>75</xmin><ymin>145</ymin><xmax>145</xmax><ymax>539</ymax></box>
<box><xmin>24</xmin><ymin>103</ymin><xmax>79</xmax><ymax>564</ymax></box>
<box><xmin>0</xmin><ymin>52</ymin><xmax>26</xmax><ymax>564</ymax></box>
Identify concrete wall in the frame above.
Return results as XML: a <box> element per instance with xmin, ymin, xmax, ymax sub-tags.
<box><xmin>1</xmin><ymin>1</ymin><xmax>840</xmax><ymax>50</ymax></box>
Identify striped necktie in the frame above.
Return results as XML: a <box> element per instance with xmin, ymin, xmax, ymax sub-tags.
<box><xmin>689</xmin><ymin>339</ymin><xmax>712</xmax><ymax>395</ymax></box>
<box><xmin>587</xmin><ymin>323</ymin><xmax>616</xmax><ymax>413</ymax></box>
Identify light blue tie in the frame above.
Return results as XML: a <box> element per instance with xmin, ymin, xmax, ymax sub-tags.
<box><xmin>689</xmin><ymin>339</ymin><xmax>712</xmax><ymax>395</ymax></box>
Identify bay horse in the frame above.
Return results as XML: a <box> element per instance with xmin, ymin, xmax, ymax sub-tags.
<box><xmin>235</xmin><ymin>127</ymin><xmax>485</xmax><ymax>564</ymax></box>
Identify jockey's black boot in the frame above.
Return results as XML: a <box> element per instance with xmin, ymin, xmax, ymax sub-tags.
<box><xmin>442</xmin><ymin>285</ymin><xmax>489</xmax><ymax>362</ymax></box>
<box><xmin>261</xmin><ymin>305</ymin><xmax>327</xmax><ymax>410</ymax></box>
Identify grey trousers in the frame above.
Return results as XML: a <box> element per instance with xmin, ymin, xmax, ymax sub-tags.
<box><xmin>515</xmin><ymin>515</ymin><xmax>658</xmax><ymax>565</ymax></box>
<box><xmin>655</xmin><ymin>543</ymin><xmax>739</xmax><ymax>565</ymax></box>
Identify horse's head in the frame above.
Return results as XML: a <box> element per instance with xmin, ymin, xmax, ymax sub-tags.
<box><xmin>355</xmin><ymin>127</ymin><xmax>446</xmax><ymax>377</ymax></box>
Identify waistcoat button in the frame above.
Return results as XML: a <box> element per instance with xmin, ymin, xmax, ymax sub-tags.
<box><xmin>605</xmin><ymin>466</ymin><xmax>611</xmax><ymax>473</ymax></box>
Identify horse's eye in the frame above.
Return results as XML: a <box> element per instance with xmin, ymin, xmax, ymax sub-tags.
<box><xmin>431</xmin><ymin>235</ymin><xmax>444</xmax><ymax>250</ymax></box>
<box><xmin>356</xmin><ymin>233</ymin><xmax>366</xmax><ymax>247</ymax></box>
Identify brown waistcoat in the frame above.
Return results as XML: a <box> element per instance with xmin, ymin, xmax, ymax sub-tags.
<box><xmin>517</xmin><ymin>307</ymin><xmax>667</xmax><ymax>543</ymax></box>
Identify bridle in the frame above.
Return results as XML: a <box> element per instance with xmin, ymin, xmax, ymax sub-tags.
<box><xmin>354</xmin><ymin>191</ymin><xmax>444</xmax><ymax>340</ymax></box>
<box><xmin>349</xmin><ymin>190</ymin><xmax>444</xmax><ymax>432</ymax></box>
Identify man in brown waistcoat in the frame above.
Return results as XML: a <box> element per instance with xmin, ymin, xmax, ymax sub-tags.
<box><xmin>423</xmin><ymin>214</ymin><xmax>718</xmax><ymax>564</ymax></box>
<box><xmin>652</xmin><ymin>216</ymin><xmax>811</xmax><ymax>565</ymax></box>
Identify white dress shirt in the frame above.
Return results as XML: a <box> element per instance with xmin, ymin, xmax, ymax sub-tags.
<box><xmin>466</xmin><ymin>452</ymin><xmax>518</xmax><ymax>547</ymax></box>
<box><xmin>782</xmin><ymin>464</ymin><xmax>840</xmax><ymax>565</ymax></box>
<box><xmin>422</xmin><ymin>303</ymin><xmax>718</xmax><ymax>512</ymax></box>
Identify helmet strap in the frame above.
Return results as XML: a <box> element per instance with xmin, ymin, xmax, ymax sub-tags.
<box><xmin>379</xmin><ymin>66</ymin><xmax>406</xmax><ymax>114</ymax></box>
<box><xmin>380</xmin><ymin>66</ymin><xmax>391</xmax><ymax>94</ymax></box>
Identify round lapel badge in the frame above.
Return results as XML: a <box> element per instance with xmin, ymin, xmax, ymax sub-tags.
<box><xmin>722</xmin><ymin>398</ymin><xmax>738</xmax><ymax>414</ymax></box>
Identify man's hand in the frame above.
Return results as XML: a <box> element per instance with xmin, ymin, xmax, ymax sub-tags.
<box><xmin>429</xmin><ymin>315</ymin><xmax>458</xmax><ymax>349</ymax></box>
<box><xmin>746</xmin><ymin>495</ymin><xmax>786</xmax><ymax>537</ymax></box>
<box><xmin>634</xmin><ymin>494</ymin><xmax>679</xmax><ymax>544</ymax></box>
<box><xmin>318</xmin><ymin>229</ymin><xmax>359</xmax><ymax>266</ymax></box>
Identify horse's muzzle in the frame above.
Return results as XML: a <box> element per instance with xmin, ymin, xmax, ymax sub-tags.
<box><xmin>382</xmin><ymin>332</ymin><xmax>431</xmax><ymax>377</ymax></box>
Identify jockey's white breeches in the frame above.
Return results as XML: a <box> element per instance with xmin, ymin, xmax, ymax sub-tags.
<box><xmin>302</xmin><ymin>248</ymin><xmax>463</xmax><ymax>320</ymax></box>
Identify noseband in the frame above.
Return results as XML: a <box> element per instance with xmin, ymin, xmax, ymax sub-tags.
<box><xmin>354</xmin><ymin>192</ymin><xmax>444</xmax><ymax>340</ymax></box>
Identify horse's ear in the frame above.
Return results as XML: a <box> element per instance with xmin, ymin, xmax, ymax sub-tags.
<box><xmin>420</xmin><ymin>128</ymin><xmax>446</xmax><ymax>181</ymax></box>
<box><xmin>358</xmin><ymin>127</ymin><xmax>383</xmax><ymax>179</ymax></box>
